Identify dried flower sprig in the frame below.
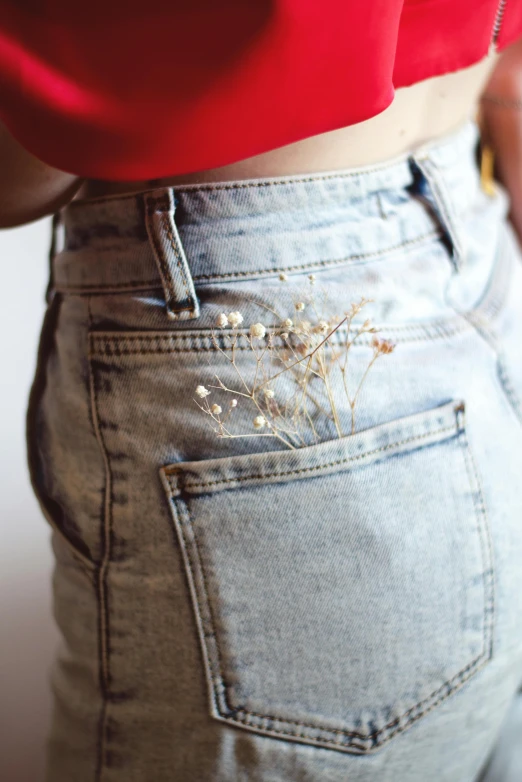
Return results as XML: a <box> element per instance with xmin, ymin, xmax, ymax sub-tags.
<box><xmin>193</xmin><ymin>274</ymin><xmax>395</xmax><ymax>449</ymax></box>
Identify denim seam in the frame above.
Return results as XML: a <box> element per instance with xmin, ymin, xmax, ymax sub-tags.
<box><xmin>464</xmin><ymin>223</ymin><xmax>513</xmax><ymax>323</ymax></box>
<box><xmin>53</xmin><ymin>229</ymin><xmax>441</xmax><ymax>294</ymax></box>
<box><xmin>164</xmin><ymin>412</ymin><xmax>493</xmax><ymax>752</ymax></box>
<box><xmin>227</xmin><ymin>647</ymin><xmax>487</xmax><ymax>745</ymax></box>
<box><xmin>92</xmin><ymin>318</ymin><xmax>463</xmax><ymax>338</ymax></box>
<box><xmin>88</xmin><ymin>297</ymin><xmax>113</xmax><ymax>782</ymax></box>
<box><xmin>169</xmin><ymin>497</ymin><xmax>227</xmax><ymax>722</ymax></box>
<box><xmin>87</xmin><ymin>214</ymin><xmax>513</xmax><ymax>357</ymax></box>
<box><xmin>495</xmin><ymin>353</ymin><xmax>522</xmax><ymax>423</ymax></box>
<box><xmin>189</xmin><ymin>231</ymin><xmax>440</xmax><ymax>281</ymax></box>
<box><xmin>54</xmin><ymin>280</ymin><xmax>160</xmax><ymax>294</ymax></box>
<box><xmin>171</xmin><ymin>513</ymin><xmax>489</xmax><ymax>751</ymax></box>
<box><xmin>474</xmin><ymin>321</ymin><xmax>522</xmax><ymax>425</ymax></box>
<box><xmin>458</xmin><ymin>416</ymin><xmax>496</xmax><ymax>661</ymax></box>
<box><xmin>449</xmin><ymin>229</ymin><xmax>522</xmax><ymax>426</ymax></box>
<box><xmin>223</xmin><ymin>649</ymin><xmax>490</xmax><ymax>752</ymax></box>
<box><xmin>413</xmin><ymin>158</ymin><xmax>463</xmax><ymax>269</ymax></box>
<box><xmin>88</xmin><ymin>320</ymin><xmax>469</xmax><ymax>357</ymax></box>
<box><xmin>169</xmin><ymin>422</ymin><xmax>459</xmax><ymax>490</ymax></box>
<box><xmin>66</xmin><ymin>158</ymin><xmax>414</xmax><ymax>208</ymax></box>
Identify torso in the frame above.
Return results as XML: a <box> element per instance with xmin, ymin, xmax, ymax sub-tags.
<box><xmin>74</xmin><ymin>54</ymin><xmax>498</xmax><ymax>203</ymax></box>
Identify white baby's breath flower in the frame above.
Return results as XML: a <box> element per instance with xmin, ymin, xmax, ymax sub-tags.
<box><xmin>253</xmin><ymin>415</ymin><xmax>267</xmax><ymax>429</ymax></box>
<box><xmin>227</xmin><ymin>311</ymin><xmax>244</xmax><ymax>328</ymax></box>
<box><xmin>196</xmin><ymin>294</ymin><xmax>388</xmax><ymax>448</ymax></box>
<box><xmin>216</xmin><ymin>313</ymin><xmax>229</xmax><ymax>328</ymax></box>
<box><xmin>317</xmin><ymin>320</ymin><xmax>329</xmax><ymax>334</ymax></box>
<box><xmin>249</xmin><ymin>322</ymin><xmax>266</xmax><ymax>339</ymax></box>
<box><xmin>279</xmin><ymin>272</ymin><xmax>288</xmax><ymax>281</ymax></box>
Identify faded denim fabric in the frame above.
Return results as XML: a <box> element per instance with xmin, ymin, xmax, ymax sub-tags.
<box><xmin>27</xmin><ymin>121</ymin><xmax>522</xmax><ymax>782</ymax></box>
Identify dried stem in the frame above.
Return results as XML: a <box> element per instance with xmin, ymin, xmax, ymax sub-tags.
<box><xmin>194</xmin><ymin>289</ymin><xmax>394</xmax><ymax>448</ymax></box>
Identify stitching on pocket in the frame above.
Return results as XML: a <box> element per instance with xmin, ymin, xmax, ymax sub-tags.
<box><xmin>458</xmin><ymin>409</ymin><xmax>496</xmax><ymax>661</ymax></box>
<box><xmin>88</xmin><ymin>319</ymin><xmax>470</xmax><ymax>358</ymax></box>
<box><xmin>161</xmin><ymin>408</ymin><xmax>495</xmax><ymax>754</ymax></box>
<box><xmin>169</xmin><ymin>422</ymin><xmax>458</xmax><ymax>492</ymax></box>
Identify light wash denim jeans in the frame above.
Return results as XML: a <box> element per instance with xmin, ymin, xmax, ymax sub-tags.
<box><xmin>28</xmin><ymin>121</ymin><xmax>522</xmax><ymax>782</ymax></box>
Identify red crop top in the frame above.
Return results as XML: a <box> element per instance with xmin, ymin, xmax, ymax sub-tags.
<box><xmin>1</xmin><ymin>1</ymin><xmax>522</xmax><ymax>181</ymax></box>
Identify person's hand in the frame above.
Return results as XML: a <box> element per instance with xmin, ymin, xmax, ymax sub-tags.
<box><xmin>0</xmin><ymin>120</ymin><xmax>84</xmax><ymax>229</ymax></box>
<box><xmin>480</xmin><ymin>38</ymin><xmax>522</xmax><ymax>243</ymax></box>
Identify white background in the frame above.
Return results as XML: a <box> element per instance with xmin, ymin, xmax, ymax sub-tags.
<box><xmin>0</xmin><ymin>216</ymin><xmax>58</xmax><ymax>782</ymax></box>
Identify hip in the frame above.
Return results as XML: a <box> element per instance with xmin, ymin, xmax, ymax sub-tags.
<box><xmin>31</xmin><ymin>119</ymin><xmax>522</xmax><ymax>781</ymax></box>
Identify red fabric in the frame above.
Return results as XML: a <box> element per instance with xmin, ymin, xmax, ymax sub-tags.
<box><xmin>1</xmin><ymin>1</ymin><xmax>521</xmax><ymax>180</ymax></box>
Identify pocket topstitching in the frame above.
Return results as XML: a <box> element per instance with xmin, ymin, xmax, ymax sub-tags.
<box><xmin>160</xmin><ymin>398</ymin><xmax>494</xmax><ymax>754</ymax></box>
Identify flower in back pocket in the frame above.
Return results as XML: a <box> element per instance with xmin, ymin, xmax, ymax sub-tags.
<box><xmin>194</xmin><ymin>276</ymin><xmax>395</xmax><ymax>449</ymax></box>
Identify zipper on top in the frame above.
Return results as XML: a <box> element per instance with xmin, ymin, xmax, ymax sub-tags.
<box><xmin>489</xmin><ymin>0</ymin><xmax>508</xmax><ymax>53</ymax></box>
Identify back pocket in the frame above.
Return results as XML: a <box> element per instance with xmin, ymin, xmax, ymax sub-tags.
<box><xmin>160</xmin><ymin>399</ymin><xmax>494</xmax><ymax>754</ymax></box>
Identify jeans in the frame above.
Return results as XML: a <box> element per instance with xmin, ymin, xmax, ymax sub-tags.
<box><xmin>27</xmin><ymin>120</ymin><xmax>522</xmax><ymax>781</ymax></box>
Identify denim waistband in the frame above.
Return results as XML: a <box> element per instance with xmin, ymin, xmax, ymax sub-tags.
<box><xmin>50</xmin><ymin>120</ymin><xmax>482</xmax><ymax>317</ymax></box>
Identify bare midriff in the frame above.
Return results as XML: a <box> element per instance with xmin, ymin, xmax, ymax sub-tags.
<box><xmin>73</xmin><ymin>54</ymin><xmax>499</xmax><ymax>203</ymax></box>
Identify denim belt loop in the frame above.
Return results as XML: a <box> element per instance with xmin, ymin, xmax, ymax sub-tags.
<box><xmin>143</xmin><ymin>187</ymin><xmax>200</xmax><ymax>320</ymax></box>
<box><xmin>409</xmin><ymin>152</ymin><xmax>466</xmax><ymax>273</ymax></box>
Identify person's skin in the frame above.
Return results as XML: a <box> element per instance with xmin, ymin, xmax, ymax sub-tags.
<box><xmin>0</xmin><ymin>120</ymin><xmax>81</xmax><ymax>229</ymax></box>
<box><xmin>1</xmin><ymin>41</ymin><xmax>521</xmax><ymax>233</ymax></box>
<box><xmin>479</xmin><ymin>39</ymin><xmax>522</xmax><ymax>240</ymax></box>
<box><xmin>74</xmin><ymin>53</ymin><xmax>500</xmax><ymax>199</ymax></box>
